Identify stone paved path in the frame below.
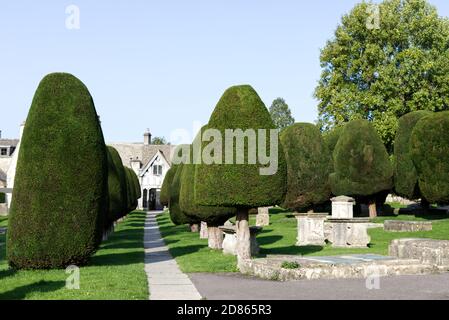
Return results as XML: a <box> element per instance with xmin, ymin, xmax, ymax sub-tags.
<box><xmin>144</xmin><ymin>211</ymin><xmax>202</xmax><ymax>300</ymax></box>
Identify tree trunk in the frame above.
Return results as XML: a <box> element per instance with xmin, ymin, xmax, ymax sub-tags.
<box><xmin>207</xmin><ymin>226</ymin><xmax>223</xmax><ymax>250</ymax></box>
<box><xmin>200</xmin><ymin>221</ymin><xmax>208</xmax><ymax>239</ymax></box>
<box><xmin>236</xmin><ymin>208</ymin><xmax>251</xmax><ymax>264</ymax></box>
<box><xmin>190</xmin><ymin>224</ymin><xmax>199</xmax><ymax>233</ymax></box>
<box><xmin>369</xmin><ymin>201</ymin><xmax>377</xmax><ymax>218</ymax></box>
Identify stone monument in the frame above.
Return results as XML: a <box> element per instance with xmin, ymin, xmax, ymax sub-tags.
<box><xmin>295</xmin><ymin>213</ymin><xmax>329</xmax><ymax>246</ymax></box>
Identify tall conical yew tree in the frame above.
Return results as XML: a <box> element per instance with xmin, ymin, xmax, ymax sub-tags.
<box><xmin>160</xmin><ymin>167</ymin><xmax>176</xmax><ymax>208</ymax></box>
<box><xmin>280</xmin><ymin>123</ymin><xmax>332</xmax><ymax>212</ymax></box>
<box><xmin>195</xmin><ymin>85</ymin><xmax>287</xmax><ymax>263</ymax></box>
<box><xmin>411</xmin><ymin>111</ymin><xmax>449</xmax><ymax>204</ymax></box>
<box><xmin>7</xmin><ymin>73</ymin><xmax>108</xmax><ymax>269</ymax></box>
<box><xmin>330</xmin><ymin>119</ymin><xmax>393</xmax><ymax>218</ymax></box>
<box><xmin>106</xmin><ymin>146</ymin><xmax>128</xmax><ymax>228</ymax></box>
<box><xmin>179</xmin><ymin>139</ymin><xmax>236</xmax><ymax>249</ymax></box>
<box><xmin>169</xmin><ymin>163</ymin><xmax>199</xmax><ymax>227</ymax></box>
<box><xmin>394</xmin><ymin>111</ymin><xmax>432</xmax><ymax>201</ymax></box>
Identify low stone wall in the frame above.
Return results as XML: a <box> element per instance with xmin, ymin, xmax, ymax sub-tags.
<box><xmin>239</xmin><ymin>256</ymin><xmax>445</xmax><ymax>281</ymax></box>
<box><xmin>384</xmin><ymin>220</ymin><xmax>432</xmax><ymax>232</ymax></box>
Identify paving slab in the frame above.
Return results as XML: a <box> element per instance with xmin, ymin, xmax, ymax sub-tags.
<box><xmin>144</xmin><ymin>211</ymin><xmax>202</xmax><ymax>300</ymax></box>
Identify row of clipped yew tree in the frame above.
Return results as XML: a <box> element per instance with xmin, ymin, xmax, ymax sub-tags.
<box><xmin>161</xmin><ymin>85</ymin><xmax>449</xmax><ymax>264</ymax></box>
<box><xmin>6</xmin><ymin>73</ymin><xmax>141</xmax><ymax>269</ymax></box>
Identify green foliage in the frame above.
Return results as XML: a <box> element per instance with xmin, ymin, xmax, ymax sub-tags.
<box><xmin>160</xmin><ymin>167</ymin><xmax>175</xmax><ymax>207</ymax></box>
<box><xmin>106</xmin><ymin>146</ymin><xmax>128</xmax><ymax>224</ymax></box>
<box><xmin>280</xmin><ymin>123</ymin><xmax>332</xmax><ymax>212</ymax></box>
<box><xmin>281</xmin><ymin>261</ymin><xmax>300</xmax><ymax>269</ymax></box>
<box><xmin>7</xmin><ymin>73</ymin><xmax>108</xmax><ymax>269</ymax></box>
<box><xmin>0</xmin><ymin>193</ymin><xmax>5</xmax><ymax>204</ymax></box>
<box><xmin>124</xmin><ymin>168</ymin><xmax>139</xmax><ymax>213</ymax></box>
<box><xmin>411</xmin><ymin>112</ymin><xmax>449</xmax><ymax>204</ymax></box>
<box><xmin>152</xmin><ymin>136</ymin><xmax>168</xmax><ymax>145</ymax></box>
<box><xmin>195</xmin><ymin>85</ymin><xmax>287</xmax><ymax>208</ymax></box>
<box><xmin>179</xmin><ymin>143</ymin><xmax>236</xmax><ymax>227</ymax></box>
<box><xmin>330</xmin><ymin>119</ymin><xmax>393</xmax><ymax>200</ymax></box>
<box><xmin>323</xmin><ymin>125</ymin><xmax>345</xmax><ymax>156</ymax></box>
<box><xmin>169</xmin><ymin>163</ymin><xmax>197</xmax><ymax>226</ymax></box>
<box><xmin>394</xmin><ymin>111</ymin><xmax>432</xmax><ymax>199</ymax></box>
<box><xmin>269</xmin><ymin>98</ymin><xmax>295</xmax><ymax>131</ymax></box>
<box><xmin>315</xmin><ymin>0</ymin><xmax>449</xmax><ymax>151</ymax></box>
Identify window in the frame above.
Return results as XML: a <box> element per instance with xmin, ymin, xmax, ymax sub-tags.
<box><xmin>153</xmin><ymin>165</ymin><xmax>163</xmax><ymax>176</ymax></box>
<box><xmin>0</xmin><ymin>148</ymin><xmax>7</xmax><ymax>156</ymax></box>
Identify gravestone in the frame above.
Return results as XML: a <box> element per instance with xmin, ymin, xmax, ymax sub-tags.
<box><xmin>295</xmin><ymin>213</ymin><xmax>329</xmax><ymax>246</ymax></box>
<box><xmin>200</xmin><ymin>221</ymin><xmax>208</xmax><ymax>239</ymax></box>
<box><xmin>256</xmin><ymin>207</ymin><xmax>270</xmax><ymax>227</ymax></box>
<box><xmin>384</xmin><ymin>220</ymin><xmax>432</xmax><ymax>232</ymax></box>
<box><xmin>331</xmin><ymin>196</ymin><xmax>355</xmax><ymax>219</ymax></box>
<box><xmin>220</xmin><ymin>226</ymin><xmax>262</xmax><ymax>256</ymax></box>
<box><xmin>328</xmin><ymin>218</ymin><xmax>371</xmax><ymax>248</ymax></box>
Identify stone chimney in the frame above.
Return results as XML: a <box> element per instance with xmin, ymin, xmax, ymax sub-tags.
<box><xmin>144</xmin><ymin>129</ymin><xmax>152</xmax><ymax>145</ymax></box>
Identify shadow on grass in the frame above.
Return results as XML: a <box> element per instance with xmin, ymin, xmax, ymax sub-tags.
<box><xmin>0</xmin><ymin>268</ymin><xmax>16</xmax><ymax>279</ymax></box>
<box><xmin>90</xmin><ymin>251</ymin><xmax>144</xmax><ymax>267</ymax></box>
<box><xmin>0</xmin><ymin>280</ymin><xmax>65</xmax><ymax>300</ymax></box>
<box><xmin>169</xmin><ymin>245</ymin><xmax>206</xmax><ymax>258</ymax></box>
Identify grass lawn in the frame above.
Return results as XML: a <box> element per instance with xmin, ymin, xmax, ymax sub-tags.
<box><xmin>0</xmin><ymin>211</ymin><xmax>148</xmax><ymax>300</ymax></box>
<box><xmin>156</xmin><ymin>213</ymin><xmax>238</xmax><ymax>273</ymax></box>
<box><xmin>158</xmin><ymin>208</ymin><xmax>449</xmax><ymax>273</ymax></box>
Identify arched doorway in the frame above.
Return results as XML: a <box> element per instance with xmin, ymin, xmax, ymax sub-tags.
<box><xmin>142</xmin><ymin>189</ymin><xmax>148</xmax><ymax>209</ymax></box>
<box><xmin>149</xmin><ymin>189</ymin><xmax>157</xmax><ymax>210</ymax></box>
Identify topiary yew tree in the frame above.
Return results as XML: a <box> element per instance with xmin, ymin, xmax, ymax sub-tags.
<box><xmin>330</xmin><ymin>119</ymin><xmax>393</xmax><ymax>218</ymax></box>
<box><xmin>179</xmin><ymin>140</ymin><xmax>236</xmax><ymax>249</ymax></box>
<box><xmin>106</xmin><ymin>146</ymin><xmax>128</xmax><ymax>228</ymax></box>
<box><xmin>280</xmin><ymin>123</ymin><xmax>332</xmax><ymax>212</ymax></box>
<box><xmin>195</xmin><ymin>85</ymin><xmax>287</xmax><ymax>263</ymax></box>
<box><xmin>124</xmin><ymin>167</ymin><xmax>139</xmax><ymax>214</ymax></box>
<box><xmin>160</xmin><ymin>167</ymin><xmax>176</xmax><ymax>208</ymax></box>
<box><xmin>7</xmin><ymin>73</ymin><xmax>108</xmax><ymax>269</ymax></box>
<box><xmin>169</xmin><ymin>163</ymin><xmax>199</xmax><ymax>227</ymax></box>
<box><xmin>394</xmin><ymin>111</ymin><xmax>432</xmax><ymax>201</ymax></box>
<box><xmin>411</xmin><ymin>111</ymin><xmax>449</xmax><ymax>204</ymax></box>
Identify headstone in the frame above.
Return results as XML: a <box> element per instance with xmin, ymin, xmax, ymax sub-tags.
<box><xmin>220</xmin><ymin>226</ymin><xmax>262</xmax><ymax>256</ymax></box>
<box><xmin>384</xmin><ymin>220</ymin><xmax>432</xmax><ymax>232</ymax></box>
<box><xmin>200</xmin><ymin>221</ymin><xmax>208</xmax><ymax>239</ymax></box>
<box><xmin>295</xmin><ymin>213</ymin><xmax>329</xmax><ymax>246</ymax></box>
<box><xmin>256</xmin><ymin>207</ymin><xmax>270</xmax><ymax>227</ymax></box>
<box><xmin>331</xmin><ymin>196</ymin><xmax>355</xmax><ymax>219</ymax></box>
<box><xmin>328</xmin><ymin>218</ymin><xmax>371</xmax><ymax>248</ymax></box>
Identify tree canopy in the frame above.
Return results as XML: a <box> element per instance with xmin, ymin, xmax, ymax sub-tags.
<box><xmin>315</xmin><ymin>0</ymin><xmax>449</xmax><ymax>151</ymax></box>
<box><xmin>269</xmin><ymin>98</ymin><xmax>295</xmax><ymax>131</ymax></box>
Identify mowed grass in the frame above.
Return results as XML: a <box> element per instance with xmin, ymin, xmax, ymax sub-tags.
<box><xmin>156</xmin><ymin>212</ymin><xmax>237</xmax><ymax>273</ymax></box>
<box><xmin>0</xmin><ymin>211</ymin><xmax>148</xmax><ymax>300</ymax></box>
<box><xmin>158</xmin><ymin>208</ymin><xmax>449</xmax><ymax>273</ymax></box>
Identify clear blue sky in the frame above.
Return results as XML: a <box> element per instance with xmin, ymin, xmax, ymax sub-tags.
<box><xmin>1</xmin><ymin>0</ymin><xmax>449</xmax><ymax>143</ymax></box>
